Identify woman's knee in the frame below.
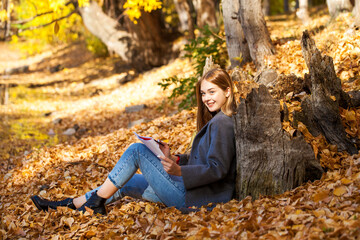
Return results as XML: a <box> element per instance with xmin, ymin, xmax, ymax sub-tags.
<box><xmin>128</xmin><ymin>143</ymin><xmax>146</xmax><ymax>152</ymax></box>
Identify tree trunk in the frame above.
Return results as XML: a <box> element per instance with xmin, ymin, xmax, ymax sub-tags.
<box><xmin>196</xmin><ymin>0</ymin><xmax>218</xmax><ymax>28</ymax></box>
<box><xmin>238</xmin><ymin>0</ymin><xmax>275</xmax><ymax>69</ymax></box>
<box><xmin>293</xmin><ymin>30</ymin><xmax>359</xmax><ymax>155</ymax></box>
<box><xmin>234</xmin><ymin>84</ymin><xmax>323</xmax><ymax>200</ymax></box>
<box><xmin>79</xmin><ymin>1</ymin><xmax>173</xmax><ymax>69</ymax></box>
<box><xmin>296</xmin><ymin>0</ymin><xmax>311</xmax><ymax>25</ymax></box>
<box><xmin>262</xmin><ymin>0</ymin><xmax>271</xmax><ymax>16</ymax></box>
<box><xmin>4</xmin><ymin>0</ymin><xmax>10</xmax><ymax>39</ymax></box>
<box><xmin>222</xmin><ymin>0</ymin><xmax>251</xmax><ymax>68</ymax></box>
<box><xmin>284</xmin><ymin>0</ymin><xmax>290</xmax><ymax>13</ymax></box>
<box><xmin>173</xmin><ymin>0</ymin><xmax>195</xmax><ymax>38</ymax></box>
<box><xmin>327</xmin><ymin>0</ymin><xmax>353</xmax><ymax>18</ymax></box>
<box><xmin>124</xmin><ymin>10</ymin><xmax>175</xmax><ymax>67</ymax></box>
<box><xmin>0</xmin><ymin>84</ymin><xmax>8</xmax><ymax>105</ymax></box>
<box><xmin>79</xmin><ymin>1</ymin><xmax>132</xmax><ymax>62</ymax></box>
<box><xmin>353</xmin><ymin>0</ymin><xmax>360</xmax><ymax>27</ymax></box>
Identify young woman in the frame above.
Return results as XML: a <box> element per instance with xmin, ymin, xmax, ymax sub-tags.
<box><xmin>31</xmin><ymin>68</ymin><xmax>237</xmax><ymax>215</ymax></box>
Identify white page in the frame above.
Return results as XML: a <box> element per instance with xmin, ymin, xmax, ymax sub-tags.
<box><xmin>134</xmin><ymin>132</ymin><xmax>165</xmax><ymax>158</ymax></box>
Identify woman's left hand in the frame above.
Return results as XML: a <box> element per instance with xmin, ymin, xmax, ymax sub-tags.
<box><xmin>159</xmin><ymin>156</ymin><xmax>182</xmax><ymax>176</ymax></box>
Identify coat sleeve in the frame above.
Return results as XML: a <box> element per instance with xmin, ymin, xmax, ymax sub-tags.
<box><xmin>180</xmin><ymin>116</ymin><xmax>235</xmax><ymax>190</ymax></box>
<box><xmin>177</xmin><ymin>153</ymin><xmax>189</xmax><ymax>165</ymax></box>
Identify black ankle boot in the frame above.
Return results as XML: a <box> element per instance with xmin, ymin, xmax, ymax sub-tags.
<box><xmin>31</xmin><ymin>195</ymin><xmax>76</xmax><ymax>211</ymax></box>
<box><xmin>78</xmin><ymin>191</ymin><xmax>107</xmax><ymax>215</ymax></box>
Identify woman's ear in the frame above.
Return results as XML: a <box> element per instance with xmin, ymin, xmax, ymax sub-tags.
<box><xmin>225</xmin><ymin>87</ymin><xmax>230</xmax><ymax>97</ymax></box>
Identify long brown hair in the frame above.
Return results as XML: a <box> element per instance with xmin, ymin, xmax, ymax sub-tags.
<box><xmin>196</xmin><ymin>68</ymin><xmax>236</xmax><ymax>131</ymax></box>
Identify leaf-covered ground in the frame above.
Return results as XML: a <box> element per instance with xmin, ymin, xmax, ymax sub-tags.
<box><xmin>1</xmin><ymin>7</ymin><xmax>360</xmax><ymax>239</ymax></box>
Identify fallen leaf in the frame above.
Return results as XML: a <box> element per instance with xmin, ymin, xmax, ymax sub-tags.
<box><xmin>333</xmin><ymin>186</ymin><xmax>347</xmax><ymax>196</ymax></box>
<box><xmin>312</xmin><ymin>189</ymin><xmax>330</xmax><ymax>202</ymax></box>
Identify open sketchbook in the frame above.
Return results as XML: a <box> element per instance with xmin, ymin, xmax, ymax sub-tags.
<box><xmin>134</xmin><ymin>132</ymin><xmax>165</xmax><ymax>158</ymax></box>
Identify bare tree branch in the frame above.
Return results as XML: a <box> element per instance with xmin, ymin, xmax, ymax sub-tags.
<box><xmin>12</xmin><ymin>11</ymin><xmax>54</xmax><ymax>25</ymax></box>
<box><xmin>16</xmin><ymin>9</ymin><xmax>77</xmax><ymax>33</ymax></box>
<box><xmin>12</xmin><ymin>1</ymin><xmax>74</xmax><ymax>25</ymax></box>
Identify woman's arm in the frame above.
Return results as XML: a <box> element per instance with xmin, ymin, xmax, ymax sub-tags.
<box><xmin>180</xmin><ymin>116</ymin><xmax>235</xmax><ymax>189</ymax></box>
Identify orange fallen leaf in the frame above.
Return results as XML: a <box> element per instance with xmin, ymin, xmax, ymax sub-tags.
<box><xmin>313</xmin><ymin>209</ymin><xmax>326</xmax><ymax>218</ymax></box>
<box><xmin>340</xmin><ymin>178</ymin><xmax>353</xmax><ymax>185</ymax></box>
<box><xmin>145</xmin><ymin>203</ymin><xmax>155</xmax><ymax>214</ymax></box>
<box><xmin>85</xmin><ymin>230</ymin><xmax>96</xmax><ymax>238</ymax></box>
<box><xmin>333</xmin><ymin>186</ymin><xmax>347</xmax><ymax>196</ymax></box>
<box><xmin>312</xmin><ymin>189</ymin><xmax>330</xmax><ymax>202</ymax></box>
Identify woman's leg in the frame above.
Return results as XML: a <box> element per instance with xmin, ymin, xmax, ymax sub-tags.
<box><xmin>32</xmin><ymin>143</ymin><xmax>182</xmax><ymax>212</ymax></box>
<box><xmin>105</xmin><ymin>143</ymin><xmax>185</xmax><ymax>208</ymax></box>
<box><xmin>78</xmin><ymin>143</ymin><xmax>185</xmax><ymax>214</ymax></box>
<box><xmin>79</xmin><ymin>174</ymin><xmax>156</xmax><ymax>207</ymax></box>
<box><xmin>72</xmin><ymin>179</ymin><xmax>117</xmax><ymax>208</ymax></box>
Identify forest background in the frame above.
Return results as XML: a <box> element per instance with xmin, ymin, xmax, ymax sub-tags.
<box><xmin>0</xmin><ymin>0</ymin><xmax>360</xmax><ymax>239</ymax></box>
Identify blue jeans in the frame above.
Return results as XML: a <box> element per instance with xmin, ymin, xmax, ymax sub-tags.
<box><xmin>85</xmin><ymin>143</ymin><xmax>186</xmax><ymax>208</ymax></box>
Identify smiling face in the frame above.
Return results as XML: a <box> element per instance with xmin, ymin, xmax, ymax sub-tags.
<box><xmin>200</xmin><ymin>80</ymin><xmax>229</xmax><ymax>113</ymax></box>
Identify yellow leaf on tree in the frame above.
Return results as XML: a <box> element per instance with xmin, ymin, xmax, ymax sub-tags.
<box><xmin>333</xmin><ymin>186</ymin><xmax>347</xmax><ymax>196</ymax></box>
<box><xmin>330</xmin><ymin>95</ymin><xmax>336</xmax><ymax>101</ymax></box>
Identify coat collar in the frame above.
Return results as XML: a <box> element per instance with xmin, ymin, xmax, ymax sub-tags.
<box><xmin>198</xmin><ymin>111</ymin><xmax>225</xmax><ymax>133</ymax></box>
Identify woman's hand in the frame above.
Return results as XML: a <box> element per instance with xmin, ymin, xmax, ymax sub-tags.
<box><xmin>158</xmin><ymin>141</ymin><xmax>171</xmax><ymax>158</ymax></box>
<box><xmin>159</xmin><ymin>156</ymin><xmax>182</xmax><ymax>176</ymax></box>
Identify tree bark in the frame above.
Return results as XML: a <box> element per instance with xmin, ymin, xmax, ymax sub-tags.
<box><xmin>79</xmin><ymin>1</ymin><xmax>132</xmax><ymax>62</ymax></box>
<box><xmin>327</xmin><ymin>0</ymin><xmax>353</xmax><ymax>18</ymax></box>
<box><xmin>293</xmin><ymin>30</ymin><xmax>359</xmax><ymax>155</ymax></box>
<box><xmin>4</xmin><ymin>0</ymin><xmax>10</xmax><ymax>39</ymax></box>
<box><xmin>296</xmin><ymin>0</ymin><xmax>311</xmax><ymax>25</ymax></box>
<box><xmin>173</xmin><ymin>0</ymin><xmax>195</xmax><ymax>38</ymax></box>
<box><xmin>123</xmin><ymin>10</ymin><xmax>173</xmax><ymax>67</ymax></box>
<box><xmin>0</xmin><ymin>84</ymin><xmax>8</xmax><ymax>105</ymax></box>
<box><xmin>222</xmin><ymin>0</ymin><xmax>251</xmax><ymax>68</ymax></box>
<box><xmin>195</xmin><ymin>0</ymin><xmax>218</xmax><ymax>28</ymax></box>
<box><xmin>353</xmin><ymin>0</ymin><xmax>360</xmax><ymax>27</ymax></box>
<box><xmin>238</xmin><ymin>0</ymin><xmax>275</xmax><ymax>69</ymax></box>
<box><xmin>284</xmin><ymin>0</ymin><xmax>290</xmax><ymax>13</ymax></box>
<box><xmin>79</xmin><ymin>1</ymin><xmax>173</xmax><ymax>69</ymax></box>
<box><xmin>262</xmin><ymin>0</ymin><xmax>271</xmax><ymax>16</ymax></box>
<box><xmin>235</xmin><ymin>84</ymin><xmax>323</xmax><ymax>200</ymax></box>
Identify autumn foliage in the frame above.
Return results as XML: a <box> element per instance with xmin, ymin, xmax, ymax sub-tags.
<box><xmin>1</xmin><ymin>9</ymin><xmax>360</xmax><ymax>240</ymax></box>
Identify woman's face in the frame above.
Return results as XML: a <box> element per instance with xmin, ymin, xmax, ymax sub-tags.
<box><xmin>200</xmin><ymin>80</ymin><xmax>229</xmax><ymax>112</ymax></box>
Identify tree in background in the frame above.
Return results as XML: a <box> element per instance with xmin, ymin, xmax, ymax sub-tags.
<box><xmin>7</xmin><ymin>0</ymin><xmax>185</xmax><ymax>68</ymax></box>
<box><xmin>326</xmin><ymin>0</ymin><xmax>353</xmax><ymax>18</ymax></box>
<box><xmin>79</xmin><ymin>1</ymin><xmax>177</xmax><ymax>69</ymax></box>
<box><xmin>173</xmin><ymin>0</ymin><xmax>195</xmax><ymax>39</ymax></box>
<box><xmin>222</xmin><ymin>0</ymin><xmax>251</xmax><ymax>68</ymax></box>
<box><xmin>354</xmin><ymin>0</ymin><xmax>360</xmax><ymax>27</ymax></box>
<box><xmin>284</xmin><ymin>0</ymin><xmax>289</xmax><ymax>13</ymax></box>
<box><xmin>262</xmin><ymin>0</ymin><xmax>271</xmax><ymax>16</ymax></box>
<box><xmin>195</xmin><ymin>0</ymin><xmax>218</xmax><ymax>28</ymax></box>
<box><xmin>296</xmin><ymin>0</ymin><xmax>311</xmax><ymax>24</ymax></box>
<box><xmin>0</xmin><ymin>0</ymin><xmax>11</xmax><ymax>40</ymax></box>
<box><xmin>238</xmin><ymin>0</ymin><xmax>276</xmax><ymax>69</ymax></box>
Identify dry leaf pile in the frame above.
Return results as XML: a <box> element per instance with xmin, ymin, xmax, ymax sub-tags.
<box><xmin>1</xmin><ymin>9</ymin><xmax>360</xmax><ymax>240</ymax></box>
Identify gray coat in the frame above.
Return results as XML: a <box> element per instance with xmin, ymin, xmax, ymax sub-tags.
<box><xmin>179</xmin><ymin>111</ymin><xmax>236</xmax><ymax>207</ymax></box>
